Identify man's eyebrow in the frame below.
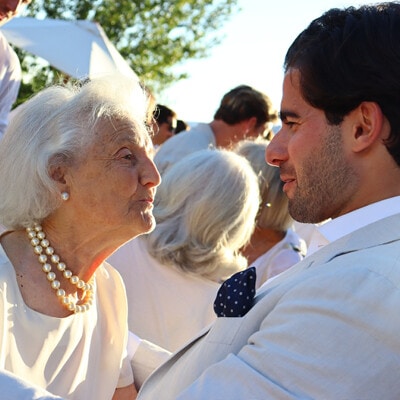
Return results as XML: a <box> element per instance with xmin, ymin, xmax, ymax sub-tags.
<box><xmin>279</xmin><ymin>110</ymin><xmax>299</xmax><ymax>121</ymax></box>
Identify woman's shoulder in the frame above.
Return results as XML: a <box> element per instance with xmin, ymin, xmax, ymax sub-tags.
<box><xmin>0</xmin><ymin>231</ymin><xmax>15</xmax><ymax>276</ymax></box>
<box><xmin>99</xmin><ymin>260</ymin><xmax>125</xmax><ymax>285</ymax></box>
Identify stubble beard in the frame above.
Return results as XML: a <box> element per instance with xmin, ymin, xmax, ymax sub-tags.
<box><xmin>288</xmin><ymin>125</ymin><xmax>356</xmax><ymax>224</ymax></box>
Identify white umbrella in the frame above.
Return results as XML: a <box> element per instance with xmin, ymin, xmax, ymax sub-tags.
<box><xmin>0</xmin><ymin>17</ymin><xmax>138</xmax><ymax>80</ymax></box>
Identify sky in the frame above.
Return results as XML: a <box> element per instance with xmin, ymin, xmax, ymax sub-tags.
<box><xmin>159</xmin><ymin>0</ymin><xmax>377</xmax><ymax>123</ymax></box>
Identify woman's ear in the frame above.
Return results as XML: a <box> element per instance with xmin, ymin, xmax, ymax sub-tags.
<box><xmin>48</xmin><ymin>155</ymin><xmax>67</xmax><ymax>185</ymax></box>
<box><xmin>49</xmin><ymin>165</ymin><xmax>66</xmax><ymax>184</ymax></box>
<box><xmin>351</xmin><ymin>101</ymin><xmax>385</xmax><ymax>153</ymax></box>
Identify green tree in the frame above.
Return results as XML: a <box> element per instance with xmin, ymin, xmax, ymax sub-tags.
<box><xmin>16</xmin><ymin>0</ymin><xmax>239</xmax><ymax>104</ymax></box>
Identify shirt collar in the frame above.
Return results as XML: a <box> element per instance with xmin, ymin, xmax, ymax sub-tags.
<box><xmin>307</xmin><ymin>196</ymin><xmax>400</xmax><ymax>256</ymax></box>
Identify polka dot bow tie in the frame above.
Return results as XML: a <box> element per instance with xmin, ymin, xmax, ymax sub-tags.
<box><xmin>213</xmin><ymin>267</ymin><xmax>256</xmax><ymax>318</ymax></box>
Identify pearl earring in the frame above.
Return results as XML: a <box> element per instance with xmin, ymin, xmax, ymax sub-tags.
<box><xmin>61</xmin><ymin>192</ymin><xmax>69</xmax><ymax>201</ymax></box>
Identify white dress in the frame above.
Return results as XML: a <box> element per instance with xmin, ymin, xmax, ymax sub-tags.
<box><xmin>108</xmin><ymin>237</ymin><xmax>220</xmax><ymax>352</ymax></box>
<box><xmin>0</xmin><ymin>244</ymin><xmax>133</xmax><ymax>400</ymax></box>
<box><xmin>252</xmin><ymin>229</ymin><xmax>306</xmax><ymax>289</ymax></box>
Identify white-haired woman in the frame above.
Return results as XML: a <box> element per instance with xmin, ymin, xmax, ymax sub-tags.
<box><xmin>108</xmin><ymin>148</ymin><xmax>260</xmax><ymax>352</ymax></box>
<box><xmin>0</xmin><ymin>75</ymin><xmax>161</xmax><ymax>399</ymax></box>
<box><xmin>234</xmin><ymin>138</ymin><xmax>307</xmax><ymax>288</ymax></box>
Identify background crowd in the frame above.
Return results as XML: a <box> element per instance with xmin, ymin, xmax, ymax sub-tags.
<box><xmin>1</xmin><ymin>1</ymin><xmax>400</xmax><ymax>400</ymax></box>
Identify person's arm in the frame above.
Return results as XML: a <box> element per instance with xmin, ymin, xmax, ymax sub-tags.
<box><xmin>129</xmin><ymin>332</ymin><xmax>172</xmax><ymax>390</ymax></box>
<box><xmin>112</xmin><ymin>383</ymin><xmax>137</xmax><ymax>400</ymax></box>
<box><xmin>0</xmin><ymin>369</ymin><xmax>65</xmax><ymax>400</ymax></box>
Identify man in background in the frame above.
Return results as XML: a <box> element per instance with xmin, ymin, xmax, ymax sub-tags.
<box><xmin>154</xmin><ymin>84</ymin><xmax>278</xmax><ymax>174</ymax></box>
<box><xmin>151</xmin><ymin>104</ymin><xmax>177</xmax><ymax>148</ymax></box>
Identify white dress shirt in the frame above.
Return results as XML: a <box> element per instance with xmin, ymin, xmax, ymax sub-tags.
<box><xmin>307</xmin><ymin>196</ymin><xmax>400</xmax><ymax>256</ymax></box>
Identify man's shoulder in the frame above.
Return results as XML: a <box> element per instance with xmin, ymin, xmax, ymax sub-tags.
<box><xmin>164</xmin><ymin>123</ymin><xmax>213</xmax><ymax>147</ymax></box>
<box><xmin>154</xmin><ymin>123</ymin><xmax>215</xmax><ymax>173</ymax></box>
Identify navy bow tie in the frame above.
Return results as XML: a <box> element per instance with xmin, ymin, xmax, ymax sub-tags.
<box><xmin>213</xmin><ymin>267</ymin><xmax>256</xmax><ymax>318</ymax></box>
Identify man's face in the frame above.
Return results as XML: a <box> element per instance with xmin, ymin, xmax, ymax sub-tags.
<box><xmin>266</xmin><ymin>69</ymin><xmax>357</xmax><ymax>223</ymax></box>
<box><xmin>0</xmin><ymin>0</ymin><xmax>28</xmax><ymax>25</ymax></box>
<box><xmin>151</xmin><ymin>117</ymin><xmax>176</xmax><ymax>146</ymax></box>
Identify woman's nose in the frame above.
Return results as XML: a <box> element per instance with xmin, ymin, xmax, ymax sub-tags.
<box><xmin>142</xmin><ymin>157</ymin><xmax>161</xmax><ymax>188</ymax></box>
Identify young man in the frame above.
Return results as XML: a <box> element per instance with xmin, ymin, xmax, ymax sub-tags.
<box><xmin>154</xmin><ymin>84</ymin><xmax>278</xmax><ymax>174</ymax></box>
<box><xmin>151</xmin><ymin>104</ymin><xmax>177</xmax><ymax>147</ymax></box>
<box><xmin>135</xmin><ymin>3</ymin><xmax>400</xmax><ymax>399</ymax></box>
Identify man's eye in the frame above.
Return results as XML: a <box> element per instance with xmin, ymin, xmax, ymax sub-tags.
<box><xmin>123</xmin><ymin>154</ymin><xmax>133</xmax><ymax>160</ymax></box>
<box><xmin>284</xmin><ymin>120</ymin><xmax>297</xmax><ymax>128</ymax></box>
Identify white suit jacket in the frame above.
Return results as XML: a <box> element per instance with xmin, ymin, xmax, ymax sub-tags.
<box><xmin>136</xmin><ymin>213</ymin><xmax>400</xmax><ymax>399</ymax></box>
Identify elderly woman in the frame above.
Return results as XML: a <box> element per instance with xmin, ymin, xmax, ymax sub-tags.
<box><xmin>108</xmin><ymin>148</ymin><xmax>260</xmax><ymax>352</ymax></box>
<box><xmin>234</xmin><ymin>138</ymin><xmax>307</xmax><ymax>288</ymax></box>
<box><xmin>0</xmin><ymin>75</ymin><xmax>160</xmax><ymax>399</ymax></box>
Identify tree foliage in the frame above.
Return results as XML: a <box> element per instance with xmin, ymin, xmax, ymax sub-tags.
<box><xmin>15</xmin><ymin>0</ymin><xmax>239</xmax><ymax>103</ymax></box>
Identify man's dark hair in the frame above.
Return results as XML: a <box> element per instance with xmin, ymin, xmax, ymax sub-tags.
<box><xmin>213</xmin><ymin>85</ymin><xmax>278</xmax><ymax>129</ymax></box>
<box><xmin>284</xmin><ymin>2</ymin><xmax>400</xmax><ymax>165</ymax></box>
<box><xmin>153</xmin><ymin>104</ymin><xmax>176</xmax><ymax>125</ymax></box>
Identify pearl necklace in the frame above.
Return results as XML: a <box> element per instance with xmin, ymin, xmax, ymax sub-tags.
<box><xmin>26</xmin><ymin>223</ymin><xmax>94</xmax><ymax>313</ymax></box>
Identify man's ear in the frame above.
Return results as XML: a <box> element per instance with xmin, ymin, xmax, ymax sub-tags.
<box><xmin>351</xmin><ymin>101</ymin><xmax>385</xmax><ymax>153</ymax></box>
<box><xmin>246</xmin><ymin>116</ymin><xmax>258</xmax><ymax>130</ymax></box>
<box><xmin>240</xmin><ymin>116</ymin><xmax>257</xmax><ymax>134</ymax></box>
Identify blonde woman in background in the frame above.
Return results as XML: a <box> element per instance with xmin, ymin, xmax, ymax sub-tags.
<box><xmin>235</xmin><ymin>138</ymin><xmax>306</xmax><ymax>288</ymax></box>
<box><xmin>108</xmin><ymin>148</ymin><xmax>260</xmax><ymax>352</ymax></box>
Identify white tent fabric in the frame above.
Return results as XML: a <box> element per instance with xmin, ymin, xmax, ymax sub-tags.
<box><xmin>0</xmin><ymin>17</ymin><xmax>138</xmax><ymax>80</ymax></box>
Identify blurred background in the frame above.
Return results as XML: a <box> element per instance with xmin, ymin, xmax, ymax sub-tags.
<box><xmin>3</xmin><ymin>0</ymin><xmax>376</xmax><ymax>123</ymax></box>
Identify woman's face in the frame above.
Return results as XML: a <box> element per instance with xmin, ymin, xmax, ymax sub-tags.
<box><xmin>65</xmin><ymin>117</ymin><xmax>161</xmax><ymax>241</ymax></box>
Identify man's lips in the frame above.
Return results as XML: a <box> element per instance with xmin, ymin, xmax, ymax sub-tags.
<box><xmin>280</xmin><ymin>176</ymin><xmax>296</xmax><ymax>193</ymax></box>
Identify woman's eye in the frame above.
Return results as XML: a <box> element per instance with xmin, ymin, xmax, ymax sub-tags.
<box><xmin>116</xmin><ymin>148</ymin><xmax>134</xmax><ymax>161</ymax></box>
